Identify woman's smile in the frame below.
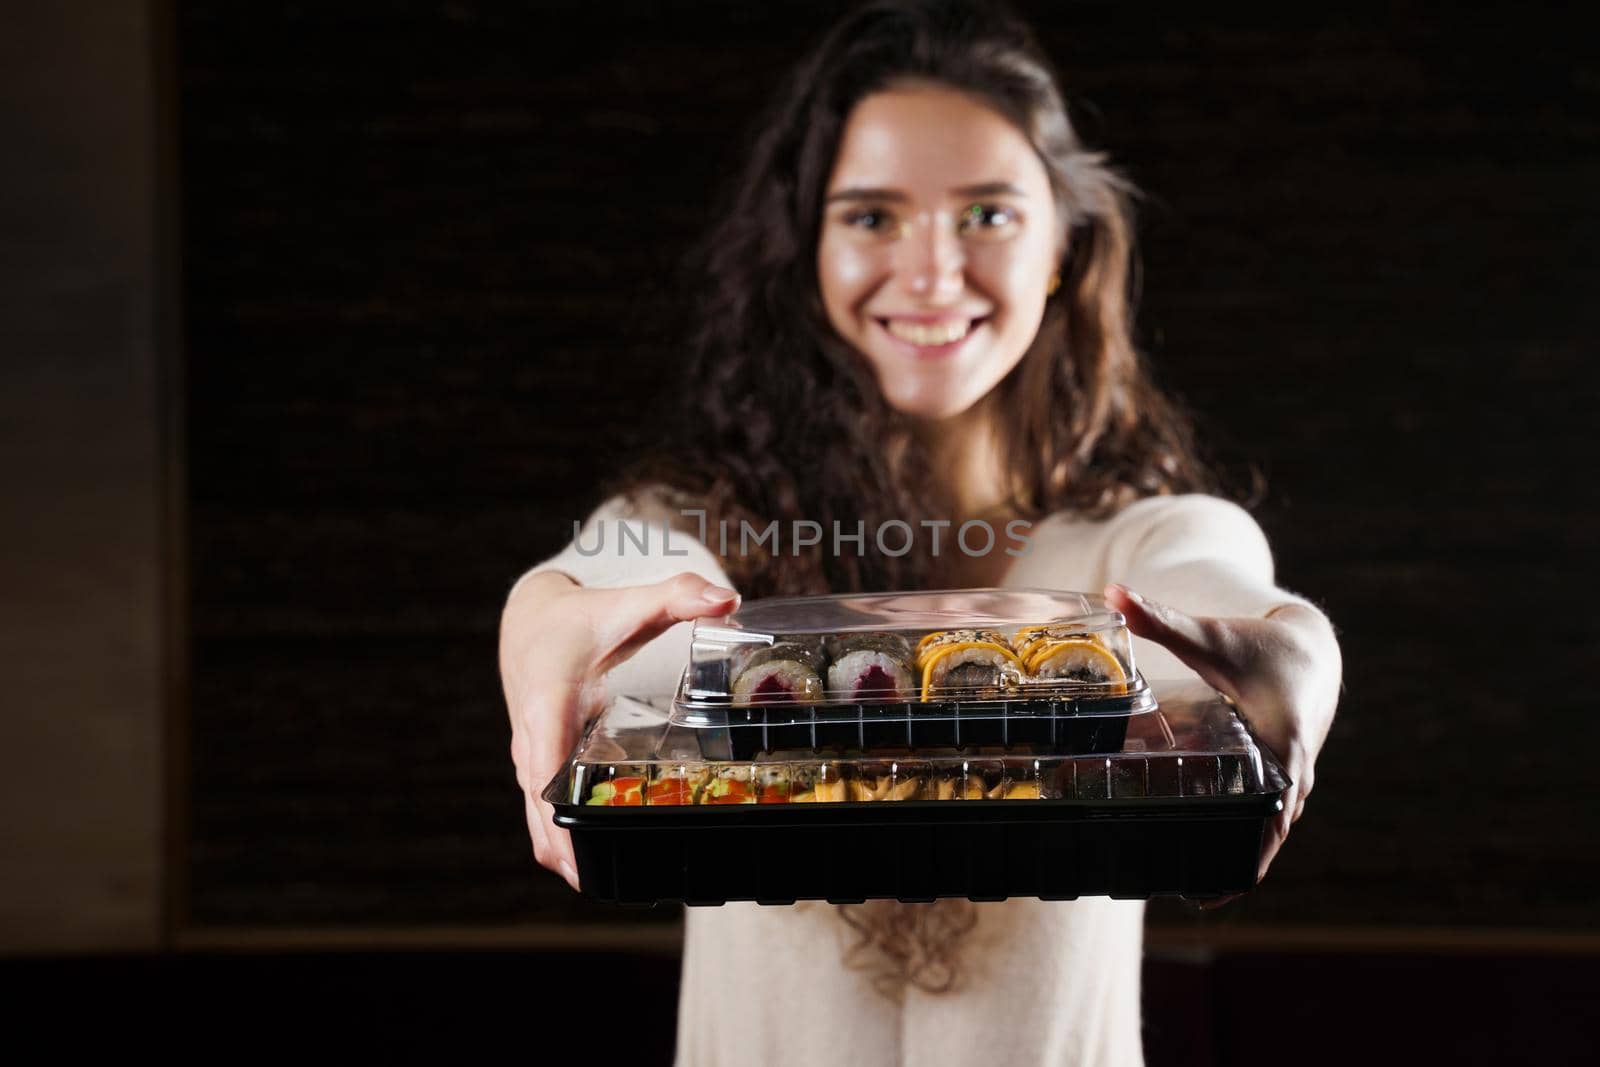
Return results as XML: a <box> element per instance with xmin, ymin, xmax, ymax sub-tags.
<box><xmin>875</xmin><ymin>314</ymin><xmax>991</xmax><ymax>357</ymax></box>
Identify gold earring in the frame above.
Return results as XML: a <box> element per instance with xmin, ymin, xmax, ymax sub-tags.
<box><xmin>1047</xmin><ymin>272</ymin><xmax>1061</xmax><ymax>296</ymax></box>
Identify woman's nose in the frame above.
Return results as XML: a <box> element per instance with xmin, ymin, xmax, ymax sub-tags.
<box><xmin>895</xmin><ymin>211</ymin><xmax>964</xmax><ymax>302</ymax></box>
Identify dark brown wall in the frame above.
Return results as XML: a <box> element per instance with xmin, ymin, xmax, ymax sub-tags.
<box><xmin>177</xmin><ymin>1</ymin><xmax>1599</xmax><ymax>935</ymax></box>
<box><xmin>0</xmin><ymin>0</ymin><xmax>166</xmax><ymax>951</ymax></box>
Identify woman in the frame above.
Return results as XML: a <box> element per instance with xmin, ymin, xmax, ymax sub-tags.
<box><xmin>501</xmin><ymin>1</ymin><xmax>1340</xmax><ymax>1062</ymax></box>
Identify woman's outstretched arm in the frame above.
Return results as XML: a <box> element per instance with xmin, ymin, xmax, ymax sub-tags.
<box><xmin>1097</xmin><ymin>494</ymin><xmax>1343</xmax><ymax>887</ymax></box>
<box><xmin>500</xmin><ymin>494</ymin><xmax>738</xmax><ymax>890</ymax></box>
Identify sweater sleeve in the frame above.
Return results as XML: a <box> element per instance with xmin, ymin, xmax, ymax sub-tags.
<box><xmin>508</xmin><ymin>491</ymin><xmax>735</xmax><ymax>701</ymax></box>
<box><xmin>1098</xmin><ymin>493</ymin><xmax>1325</xmax><ymax>683</ymax></box>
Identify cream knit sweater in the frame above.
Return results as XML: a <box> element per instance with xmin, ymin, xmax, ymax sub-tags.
<box><xmin>523</xmin><ymin>491</ymin><xmax>1318</xmax><ymax>1066</ymax></box>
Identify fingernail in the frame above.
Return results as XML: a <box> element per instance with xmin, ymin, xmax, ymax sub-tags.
<box><xmin>1122</xmin><ymin>586</ymin><xmax>1145</xmax><ymax>604</ymax></box>
<box><xmin>701</xmin><ymin>584</ymin><xmax>739</xmax><ymax>603</ymax></box>
<box><xmin>559</xmin><ymin>860</ymin><xmax>578</xmax><ymax>887</ymax></box>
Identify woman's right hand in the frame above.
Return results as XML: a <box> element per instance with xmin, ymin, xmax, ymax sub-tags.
<box><xmin>500</xmin><ymin>569</ymin><xmax>742</xmax><ymax>891</ymax></box>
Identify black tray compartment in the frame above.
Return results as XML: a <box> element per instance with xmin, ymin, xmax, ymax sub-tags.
<box><xmin>546</xmin><ymin>769</ymin><xmax>1280</xmax><ymax>907</ymax></box>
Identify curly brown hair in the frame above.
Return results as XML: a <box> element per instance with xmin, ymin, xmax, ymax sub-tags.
<box><xmin>613</xmin><ymin>0</ymin><xmax>1220</xmax><ymax>995</ymax></box>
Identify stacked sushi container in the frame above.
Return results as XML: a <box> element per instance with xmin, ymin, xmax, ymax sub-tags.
<box><xmin>546</xmin><ymin>589</ymin><xmax>1289</xmax><ymax>905</ymax></box>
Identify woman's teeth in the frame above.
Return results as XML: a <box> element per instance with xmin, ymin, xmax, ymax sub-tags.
<box><xmin>884</xmin><ymin>318</ymin><xmax>973</xmax><ymax>346</ymax></box>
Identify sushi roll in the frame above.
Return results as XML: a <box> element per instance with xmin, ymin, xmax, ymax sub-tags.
<box><xmin>730</xmin><ymin>641</ymin><xmax>825</xmax><ymax>706</ymax></box>
<box><xmin>915</xmin><ymin>629</ymin><xmax>1022</xmax><ymax>701</ymax></box>
<box><xmin>1025</xmin><ymin>634</ymin><xmax>1128</xmax><ymax>691</ymax></box>
<box><xmin>585</xmin><ymin>775</ymin><xmax>645</xmax><ymax>806</ymax></box>
<box><xmin>847</xmin><ymin>761</ymin><xmax>929</xmax><ymax>801</ymax></box>
<box><xmin>934</xmin><ymin>773</ymin><xmax>988</xmax><ymax>800</ymax></box>
<box><xmin>644</xmin><ymin>764</ymin><xmax>710</xmax><ymax>806</ymax></box>
<box><xmin>754</xmin><ymin>765</ymin><xmax>794</xmax><ymax>804</ymax></box>
<box><xmin>1011</xmin><ymin>624</ymin><xmax>1109</xmax><ymax>664</ymax></box>
<box><xmin>845</xmin><ymin>774</ymin><xmax>926</xmax><ymax>801</ymax></box>
<box><xmin>824</xmin><ymin>632</ymin><xmax>915</xmax><ymax>702</ymax></box>
<box><xmin>698</xmin><ymin>765</ymin><xmax>759</xmax><ymax>805</ymax></box>
<box><xmin>695</xmin><ymin>764</ymin><xmax>796</xmax><ymax>805</ymax></box>
<box><xmin>789</xmin><ymin>763</ymin><xmax>848</xmax><ymax>803</ymax></box>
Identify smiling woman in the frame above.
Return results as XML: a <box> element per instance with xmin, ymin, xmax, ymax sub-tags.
<box><xmin>819</xmin><ymin>84</ymin><xmax>1061</xmax><ymax>419</ymax></box>
<box><xmin>500</xmin><ymin>1</ymin><xmax>1341</xmax><ymax>1065</ymax></box>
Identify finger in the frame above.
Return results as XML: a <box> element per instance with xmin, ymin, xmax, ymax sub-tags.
<box><xmin>526</xmin><ymin>789</ymin><xmax>580</xmax><ymax>892</ymax></box>
<box><xmin>509</xmin><ymin>675</ymin><xmax>589</xmax><ymax>891</ymax></box>
<box><xmin>525</xmin><ymin>710</ymin><xmax>586</xmax><ymax>889</ymax></box>
<box><xmin>513</xmin><ymin>730</ymin><xmax>564</xmax><ymax>882</ymax></box>
<box><xmin>1255</xmin><ymin>784</ymin><xmax>1296</xmax><ymax>883</ymax></box>
<box><xmin>1291</xmin><ymin>766</ymin><xmax>1313</xmax><ymax>824</ymax></box>
<box><xmin>549</xmin><ymin>823</ymin><xmax>579</xmax><ymax>892</ymax></box>
<box><xmin>1200</xmin><ymin>783</ymin><xmax>1295</xmax><ymax>903</ymax></box>
<box><xmin>523</xmin><ymin>787</ymin><xmax>553</xmax><ymax>867</ymax></box>
<box><xmin>521</xmin><ymin>742</ymin><xmax>580</xmax><ymax>891</ymax></box>
<box><xmin>1256</xmin><ymin>823</ymin><xmax>1288</xmax><ymax>884</ymax></box>
<box><xmin>586</xmin><ymin>573</ymin><xmax>741</xmax><ymax>675</ymax></box>
<box><xmin>1103</xmin><ymin>583</ymin><xmax>1240</xmax><ymax>702</ymax></box>
<box><xmin>1289</xmin><ymin>771</ymin><xmax>1311</xmax><ymax>826</ymax></box>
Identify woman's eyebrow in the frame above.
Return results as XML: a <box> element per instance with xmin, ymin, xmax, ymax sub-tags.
<box><xmin>824</xmin><ymin>181</ymin><xmax>1027</xmax><ymax>204</ymax></box>
<box><xmin>825</xmin><ymin>186</ymin><xmax>908</xmax><ymax>204</ymax></box>
<box><xmin>951</xmin><ymin>181</ymin><xmax>1026</xmax><ymax>198</ymax></box>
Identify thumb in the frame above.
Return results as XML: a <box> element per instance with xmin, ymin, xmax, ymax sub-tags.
<box><xmin>1103</xmin><ymin>583</ymin><xmax>1239</xmax><ymax>702</ymax></box>
<box><xmin>586</xmin><ymin>573</ymin><xmax>741</xmax><ymax>675</ymax></box>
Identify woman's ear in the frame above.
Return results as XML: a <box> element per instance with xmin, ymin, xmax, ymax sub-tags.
<box><xmin>1048</xmin><ymin>238</ymin><xmax>1071</xmax><ymax>297</ymax></box>
<box><xmin>1052</xmin><ymin>195</ymin><xmax>1074</xmax><ymax>260</ymax></box>
<box><xmin>1050</xmin><ymin>223</ymin><xmax>1074</xmax><ymax>283</ymax></box>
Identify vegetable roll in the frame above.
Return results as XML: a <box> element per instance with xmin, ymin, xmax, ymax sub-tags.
<box><xmin>697</xmin><ymin>764</ymin><xmax>802</xmax><ymax>805</ymax></box>
<box><xmin>586</xmin><ymin>775</ymin><xmax>645</xmax><ymax>806</ymax></box>
<box><xmin>644</xmin><ymin>765</ymin><xmax>708</xmax><ymax>806</ymax></box>
<box><xmin>915</xmin><ymin>628</ymin><xmax>1022</xmax><ymax>700</ymax></box>
<box><xmin>755</xmin><ymin>765</ymin><xmax>793</xmax><ymax>804</ymax></box>
<box><xmin>699</xmin><ymin>765</ymin><xmax>758</xmax><ymax>805</ymax></box>
<box><xmin>824</xmin><ymin>632</ymin><xmax>915</xmax><ymax>702</ymax></box>
<box><xmin>730</xmin><ymin>641</ymin><xmax>825</xmax><ymax>706</ymax></box>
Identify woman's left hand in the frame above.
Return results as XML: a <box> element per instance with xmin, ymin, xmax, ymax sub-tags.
<box><xmin>1103</xmin><ymin>583</ymin><xmax>1342</xmax><ymax>894</ymax></box>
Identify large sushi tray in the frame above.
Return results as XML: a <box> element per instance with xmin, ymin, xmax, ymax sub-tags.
<box><xmin>545</xmin><ymin>589</ymin><xmax>1290</xmax><ymax>906</ymax></box>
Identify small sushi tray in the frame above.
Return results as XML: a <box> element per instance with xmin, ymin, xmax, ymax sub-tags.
<box><xmin>545</xmin><ymin>679</ymin><xmax>1289</xmax><ymax>906</ymax></box>
<box><xmin>674</xmin><ymin>589</ymin><xmax>1157</xmax><ymax>760</ymax></box>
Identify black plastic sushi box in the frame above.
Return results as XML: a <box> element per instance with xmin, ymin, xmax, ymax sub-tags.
<box><xmin>546</xmin><ymin>589</ymin><xmax>1288</xmax><ymax>906</ymax></box>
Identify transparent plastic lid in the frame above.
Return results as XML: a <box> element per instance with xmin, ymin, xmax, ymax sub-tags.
<box><xmin>677</xmin><ymin>588</ymin><xmax>1153</xmax><ymax>725</ymax></box>
<box><xmin>563</xmin><ymin>681</ymin><xmax>1286</xmax><ymax>807</ymax></box>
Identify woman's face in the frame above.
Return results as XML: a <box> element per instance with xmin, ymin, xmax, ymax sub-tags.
<box><xmin>818</xmin><ymin>83</ymin><xmax>1062</xmax><ymax>420</ymax></box>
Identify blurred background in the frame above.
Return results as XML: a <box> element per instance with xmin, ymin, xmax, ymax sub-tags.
<box><xmin>3</xmin><ymin>0</ymin><xmax>1596</xmax><ymax>1061</ymax></box>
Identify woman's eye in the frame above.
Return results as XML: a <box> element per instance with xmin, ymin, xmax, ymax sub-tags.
<box><xmin>959</xmin><ymin>203</ymin><xmax>1019</xmax><ymax>236</ymax></box>
<box><xmin>843</xmin><ymin>207</ymin><xmax>896</xmax><ymax>234</ymax></box>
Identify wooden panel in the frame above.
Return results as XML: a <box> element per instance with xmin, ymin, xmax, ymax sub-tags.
<box><xmin>178</xmin><ymin>2</ymin><xmax>1599</xmax><ymax>931</ymax></box>
<box><xmin>0</xmin><ymin>0</ymin><xmax>166</xmax><ymax>952</ymax></box>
